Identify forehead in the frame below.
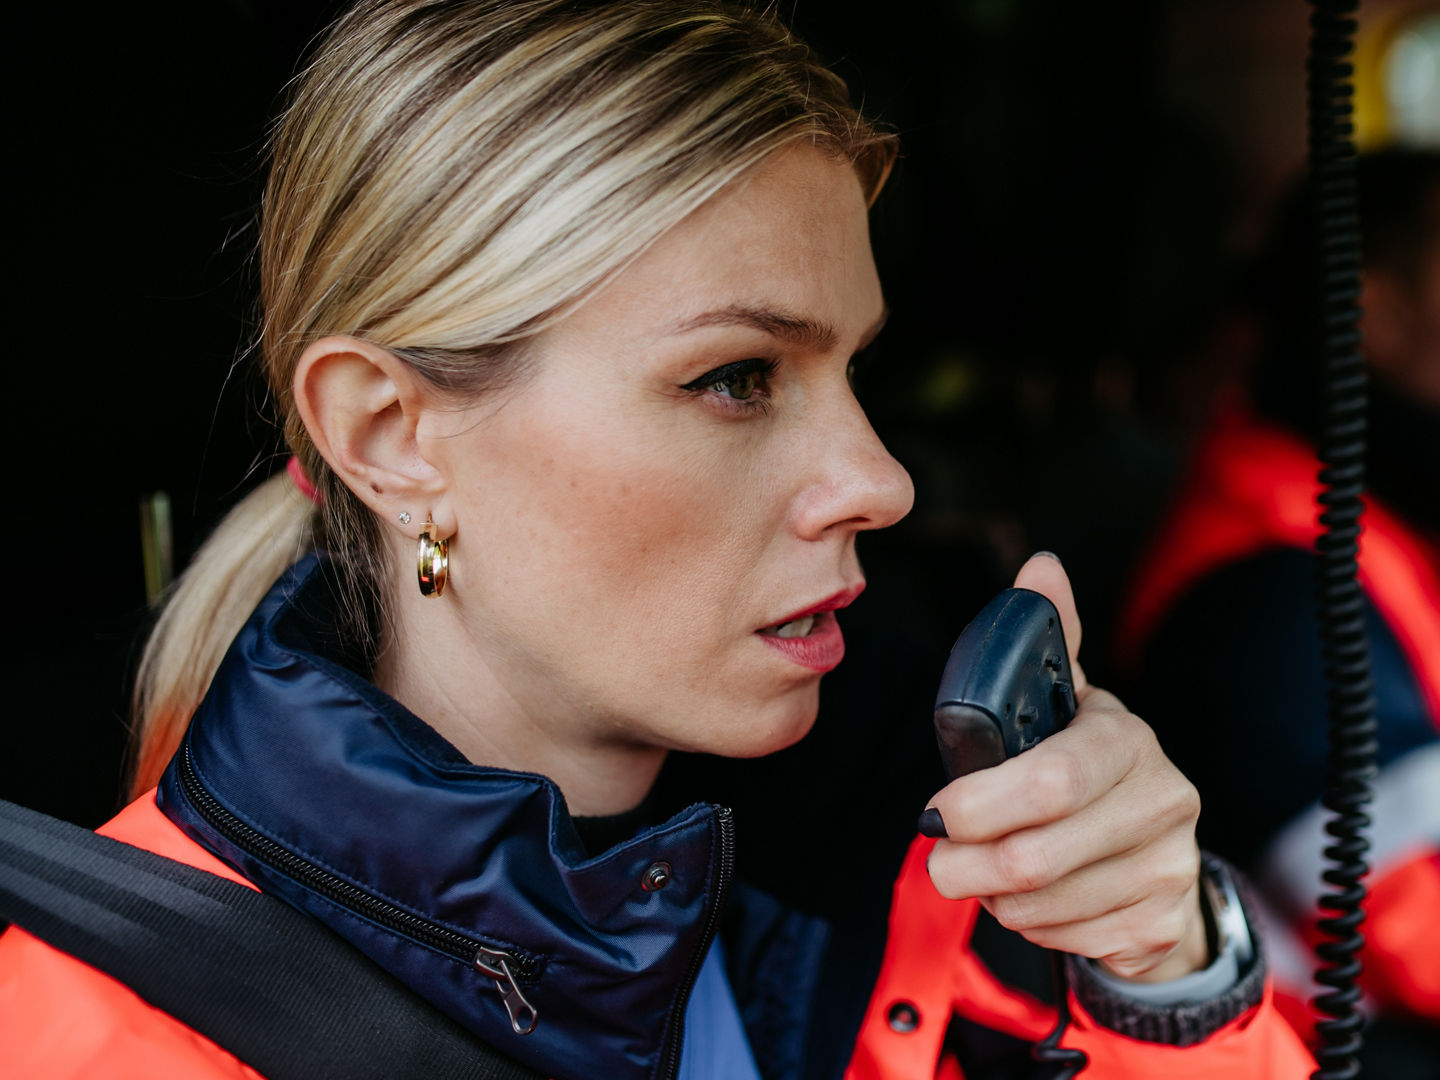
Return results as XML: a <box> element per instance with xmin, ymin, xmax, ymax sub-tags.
<box><xmin>559</xmin><ymin>146</ymin><xmax>883</xmax><ymax>345</ymax></box>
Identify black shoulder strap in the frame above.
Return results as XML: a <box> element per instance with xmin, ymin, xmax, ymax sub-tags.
<box><xmin>0</xmin><ymin>799</ymin><xmax>543</xmax><ymax>1080</ymax></box>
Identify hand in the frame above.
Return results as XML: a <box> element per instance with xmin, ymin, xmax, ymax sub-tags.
<box><xmin>923</xmin><ymin>552</ymin><xmax>1209</xmax><ymax>982</ymax></box>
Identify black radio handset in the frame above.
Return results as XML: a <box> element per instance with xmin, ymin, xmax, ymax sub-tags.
<box><xmin>928</xmin><ymin>586</ymin><xmax>1088</xmax><ymax>1078</ymax></box>
<box><xmin>933</xmin><ymin>587</ymin><xmax>1077</xmax><ymax>782</ymax></box>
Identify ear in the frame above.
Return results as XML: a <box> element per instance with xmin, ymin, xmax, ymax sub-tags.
<box><xmin>293</xmin><ymin>336</ymin><xmax>454</xmax><ymax>537</ymax></box>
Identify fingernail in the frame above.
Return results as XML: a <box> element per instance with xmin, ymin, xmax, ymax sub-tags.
<box><xmin>1034</xmin><ymin>550</ymin><xmax>1062</xmax><ymax>566</ymax></box>
<box><xmin>917</xmin><ymin>808</ymin><xmax>949</xmax><ymax>838</ymax></box>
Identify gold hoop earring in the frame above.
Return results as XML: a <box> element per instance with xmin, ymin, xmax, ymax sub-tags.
<box><xmin>417</xmin><ymin>518</ymin><xmax>449</xmax><ymax>598</ymax></box>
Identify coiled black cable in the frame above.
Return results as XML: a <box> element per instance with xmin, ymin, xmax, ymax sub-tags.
<box><xmin>1305</xmin><ymin>3</ymin><xmax>1378</xmax><ymax>1078</ymax></box>
<box><xmin>1032</xmin><ymin>952</ymin><xmax>1086</xmax><ymax>1078</ymax></box>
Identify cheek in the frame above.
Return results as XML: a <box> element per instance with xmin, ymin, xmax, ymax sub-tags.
<box><xmin>460</xmin><ymin>403</ymin><xmax>779</xmax><ymax>649</ymax></box>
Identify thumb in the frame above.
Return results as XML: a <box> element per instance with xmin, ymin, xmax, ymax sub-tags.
<box><xmin>1012</xmin><ymin>551</ymin><xmax>1087</xmax><ymax>691</ymax></box>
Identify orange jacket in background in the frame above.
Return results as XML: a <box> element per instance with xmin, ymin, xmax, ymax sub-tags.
<box><xmin>1119</xmin><ymin>408</ymin><xmax>1440</xmax><ymax>1031</ymax></box>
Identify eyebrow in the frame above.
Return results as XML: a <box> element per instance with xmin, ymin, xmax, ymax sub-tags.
<box><xmin>669</xmin><ymin>303</ymin><xmax>889</xmax><ymax>352</ymax></box>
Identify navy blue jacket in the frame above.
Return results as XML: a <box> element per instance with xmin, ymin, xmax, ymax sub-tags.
<box><xmin>157</xmin><ymin>556</ymin><xmax>835</xmax><ymax>1080</ymax></box>
<box><xmin>155</xmin><ymin>556</ymin><xmax>1282</xmax><ymax>1080</ymax></box>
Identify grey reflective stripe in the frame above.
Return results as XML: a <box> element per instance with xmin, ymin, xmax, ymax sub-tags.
<box><xmin>1259</xmin><ymin>742</ymin><xmax>1440</xmax><ymax>918</ymax></box>
<box><xmin>1245</xmin><ymin>887</ymin><xmax>1318</xmax><ymax>995</ymax></box>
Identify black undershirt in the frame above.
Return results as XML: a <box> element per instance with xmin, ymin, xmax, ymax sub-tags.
<box><xmin>570</xmin><ymin>790</ymin><xmax>662</xmax><ymax>859</ymax></box>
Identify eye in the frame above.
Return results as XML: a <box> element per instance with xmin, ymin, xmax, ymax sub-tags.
<box><xmin>682</xmin><ymin>358</ymin><xmax>778</xmax><ymax>411</ymax></box>
<box><xmin>717</xmin><ymin>369</ymin><xmax>759</xmax><ymax>399</ymax></box>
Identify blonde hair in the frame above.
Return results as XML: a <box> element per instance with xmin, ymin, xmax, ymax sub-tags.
<box><xmin>131</xmin><ymin>0</ymin><xmax>896</xmax><ymax>797</ymax></box>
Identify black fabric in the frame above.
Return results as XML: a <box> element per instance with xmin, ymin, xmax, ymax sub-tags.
<box><xmin>941</xmin><ymin>1014</ymin><xmax>1052</xmax><ymax>1080</ymax></box>
<box><xmin>1131</xmin><ymin>547</ymin><xmax>1435</xmax><ymax>868</ymax></box>
<box><xmin>570</xmin><ymin>789</ymin><xmax>662</xmax><ymax>859</ymax></box>
<box><xmin>0</xmin><ymin>799</ymin><xmax>542</xmax><ymax>1080</ymax></box>
<box><xmin>1366</xmin><ymin>377</ymin><xmax>1440</xmax><ymax>540</ymax></box>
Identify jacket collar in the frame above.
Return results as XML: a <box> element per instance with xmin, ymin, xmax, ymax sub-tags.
<box><xmin>158</xmin><ymin>554</ymin><xmax>728</xmax><ymax>1080</ymax></box>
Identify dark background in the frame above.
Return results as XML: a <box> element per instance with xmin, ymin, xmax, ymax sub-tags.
<box><xmin>5</xmin><ymin>0</ymin><xmax>1346</xmax><ymax>825</ymax></box>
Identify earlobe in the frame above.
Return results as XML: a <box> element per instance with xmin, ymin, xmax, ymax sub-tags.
<box><xmin>292</xmin><ymin>336</ymin><xmax>450</xmax><ymax>533</ymax></box>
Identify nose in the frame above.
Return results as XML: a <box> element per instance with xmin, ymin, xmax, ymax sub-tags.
<box><xmin>790</xmin><ymin>389</ymin><xmax>914</xmax><ymax>540</ymax></box>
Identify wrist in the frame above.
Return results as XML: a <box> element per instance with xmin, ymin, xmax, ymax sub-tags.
<box><xmin>1069</xmin><ymin>855</ymin><xmax>1265</xmax><ymax>1045</ymax></box>
<box><xmin>1100</xmin><ymin>884</ymin><xmax>1210</xmax><ymax>983</ymax></box>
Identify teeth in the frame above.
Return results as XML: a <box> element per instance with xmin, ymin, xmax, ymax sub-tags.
<box><xmin>766</xmin><ymin>615</ymin><xmax>816</xmax><ymax>639</ymax></box>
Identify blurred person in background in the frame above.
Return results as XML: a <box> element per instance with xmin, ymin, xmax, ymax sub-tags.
<box><xmin>1120</xmin><ymin>148</ymin><xmax>1440</xmax><ymax>1069</ymax></box>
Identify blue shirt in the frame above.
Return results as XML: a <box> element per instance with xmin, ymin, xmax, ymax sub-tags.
<box><xmin>678</xmin><ymin>937</ymin><xmax>762</xmax><ymax>1080</ymax></box>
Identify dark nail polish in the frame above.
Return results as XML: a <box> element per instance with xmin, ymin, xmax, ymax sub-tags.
<box><xmin>917</xmin><ymin>807</ymin><xmax>948</xmax><ymax>838</ymax></box>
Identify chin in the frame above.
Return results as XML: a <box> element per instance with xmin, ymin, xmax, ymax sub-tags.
<box><xmin>713</xmin><ymin>687</ymin><xmax>821</xmax><ymax>760</ymax></box>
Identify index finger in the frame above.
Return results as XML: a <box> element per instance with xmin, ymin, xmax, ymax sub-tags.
<box><xmin>928</xmin><ymin>688</ymin><xmax>1135</xmax><ymax>842</ymax></box>
<box><xmin>1012</xmin><ymin>551</ymin><xmax>1087</xmax><ymax>691</ymax></box>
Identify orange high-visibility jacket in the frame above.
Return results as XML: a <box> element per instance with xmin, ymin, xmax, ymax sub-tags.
<box><xmin>0</xmin><ymin>798</ymin><xmax>1313</xmax><ymax>1079</ymax></box>
<box><xmin>1120</xmin><ymin>408</ymin><xmax>1440</xmax><ymax>1027</ymax></box>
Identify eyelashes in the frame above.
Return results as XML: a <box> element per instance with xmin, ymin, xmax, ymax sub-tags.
<box><xmin>679</xmin><ymin>344</ymin><xmax>876</xmax><ymax>417</ymax></box>
<box><xmin>681</xmin><ymin>357</ymin><xmax>780</xmax><ymax>413</ymax></box>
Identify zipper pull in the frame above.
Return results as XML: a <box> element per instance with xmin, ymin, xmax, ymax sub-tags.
<box><xmin>475</xmin><ymin>946</ymin><xmax>539</xmax><ymax>1035</ymax></box>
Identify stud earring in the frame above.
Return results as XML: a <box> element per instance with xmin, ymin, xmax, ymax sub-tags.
<box><xmin>417</xmin><ymin>518</ymin><xmax>449</xmax><ymax>598</ymax></box>
<box><xmin>398</xmin><ymin>511</ymin><xmax>411</xmax><ymax>525</ymax></box>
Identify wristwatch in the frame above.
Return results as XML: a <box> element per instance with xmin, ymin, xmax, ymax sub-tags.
<box><xmin>1199</xmin><ymin>854</ymin><xmax>1255</xmax><ymax>972</ymax></box>
<box><xmin>1071</xmin><ymin>853</ymin><xmax>1264</xmax><ymax>1045</ymax></box>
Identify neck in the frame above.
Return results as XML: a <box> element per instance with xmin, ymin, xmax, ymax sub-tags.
<box><xmin>373</xmin><ymin>593</ymin><xmax>665</xmax><ymax>817</ymax></box>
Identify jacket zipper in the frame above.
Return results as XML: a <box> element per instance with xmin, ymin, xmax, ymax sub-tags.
<box><xmin>655</xmin><ymin>804</ymin><xmax>735</xmax><ymax>1080</ymax></box>
<box><xmin>175</xmin><ymin>743</ymin><xmax>539</xmax><ymax>1034</ymax></box>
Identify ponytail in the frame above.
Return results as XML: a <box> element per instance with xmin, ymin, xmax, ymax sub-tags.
<box><xmin>129</xmin><ymin>473</ymin><xmax>315</xmax><ymax>797</ymax></box>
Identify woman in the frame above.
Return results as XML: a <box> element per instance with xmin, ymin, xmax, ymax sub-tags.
<box><xmin>0</xmin><ymin>1</ymin><xmax>1311</xmax><ymax>1076</ymax></box>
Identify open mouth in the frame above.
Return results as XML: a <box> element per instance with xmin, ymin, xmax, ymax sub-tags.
<box><xmin>754</xmin><ymin>610</ymin><xmax>844</xmax><ymax>672</ymax></box>
<box><xmin>753</xmin><ymin>584</ymin><xmax>862</xmax><ymax>673</ymax></box>
<box><xmin>757</xmin><ymin>615</ymin><xmax>817</xmax><ymax>639</ymax></box>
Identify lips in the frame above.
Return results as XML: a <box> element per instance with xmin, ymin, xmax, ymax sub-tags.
<box><xmin>755</xmin><ymin>583</ymin><xmax>864</xmax><ymax>673</ymax></box>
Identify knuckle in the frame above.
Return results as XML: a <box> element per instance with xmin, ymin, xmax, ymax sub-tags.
<box><xmin>1146</xmin><ymin>841</ymin><xmax>1199</xmax><ymax>894</ymax></box>
<box><xmin>1174</xmin><ymin>778</ymin><xmax>1202</xmax><ymax>824</ymax></box>
<box><xmin>1149</xmin><ymin>761</ymin><xmax>1198</xmax><ymax>816</ymax></box>
<box><xmin>1157</xmin><ymin>865</ymin><xmax>1196</xmax><ymax>907</ymax></box>
<box><xmin>1032</xmin><ymin>752</ymin><xmax>1087</xmax><ymax>817</ymax></box>
<box><xmin>994</xmin><ymin>831</ymin><xmax>1056</xmax><ymax>893</ymax></box>
<box><xmin>1169</xmin><ymin>844</ymin><xmax>1202</xmax><ymax>892</ymax></box>
<box><xmin>1130</xmin><ymin>847</ymin><xmax>1198</xmax><ymax>910</ymax></box>
<box><xmin>989</xmin><ymin>892</ymin><xmax>1040</xmax><ymax>931</ymax></box>
<box><xmin>1121</xmin><ymin>905</ymin><xmax>1186</xmax><ymax>965</ymax></box>
<box><xmin>1086</xmin><ymin>697</ymin><xmax>1127</xmax><ymax>733</ymax></box>
<box><xmin>1125</xmin><ymin>707</ymin><xmax>1158</xmax><ymax>745</ymax></box>
<box><xmin>1110</xmin><ymin>708</ymin><xmax>1158</xmax><ymax>769</ymax></box>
